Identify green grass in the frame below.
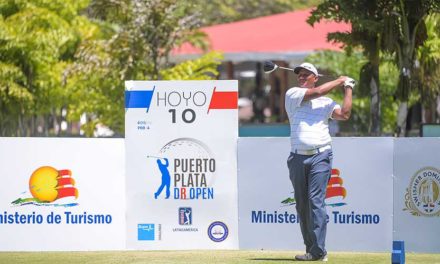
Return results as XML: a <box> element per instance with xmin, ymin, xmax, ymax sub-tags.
<box><xmin>0</xmin><ymin>250</ymin><xmax>439</xmax><ymax>264</ymax></box>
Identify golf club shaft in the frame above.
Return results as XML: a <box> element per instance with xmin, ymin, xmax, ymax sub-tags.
<box><xmin>265</xmin><ymin>61</ymin><xmax>338</xmax><ymax>79</ymax></box>
<box><xmin>147</xmin><ymin>155</ymin><xmax>164</xmax><ymax>159</ymax></box>
<box><xmin>277</xmin><ymin>66</ymin><xmax>336</xmax><ymax>78</ymax></box>
<box><xmin>278</xmin><ymin>66</ymin><xmax>295</xmax><ymax>72</ymax></box>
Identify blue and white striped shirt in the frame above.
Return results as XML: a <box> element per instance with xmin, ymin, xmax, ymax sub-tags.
<box><xmin>285</xmin><ymin>87</ymin><xmax>340</xmax><ymax>152</ymax></box>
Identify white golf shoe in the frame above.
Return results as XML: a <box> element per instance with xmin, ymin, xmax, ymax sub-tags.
<box><xmin>294</xmin><ymin>253</ymin><xmax>328</xmax><ymax>262</ymax></box>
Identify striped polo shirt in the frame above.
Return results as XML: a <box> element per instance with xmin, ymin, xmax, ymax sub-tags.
<box><xmin>285</xmin><ymin>87</ymin><xmax>340</xmax><ymax>152</ymax></box>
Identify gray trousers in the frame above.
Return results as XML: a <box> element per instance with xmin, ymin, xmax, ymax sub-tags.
<box><xmin>287</xmin><ymin>150</ymin><xmax>333</xmax><ymax>258</ymax></box>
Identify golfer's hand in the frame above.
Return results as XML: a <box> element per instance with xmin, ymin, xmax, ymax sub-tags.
<box><xmin>337</xmin><ymin>76</ymin><xmax>349</xmax><ymax>84</ymax></box>
<box><xmin>344</xmin><ymin>78</ymin><xmax>355</xmax><ymax>89</ymax></box>
<box><xmin>336</xmin><ymin>76</ymin><xmax>349</xmax><ymax>90</ymax></box>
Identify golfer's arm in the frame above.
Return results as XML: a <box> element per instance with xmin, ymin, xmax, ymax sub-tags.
<box><xmin>332</xmin><ymin>88</ymin><xmax>352</xmax><ymax>121</ymax></box>
<box><xmin>303</xmin><ymin>78</ymin><xmax>345</xmax><ymax>101</ymax></box>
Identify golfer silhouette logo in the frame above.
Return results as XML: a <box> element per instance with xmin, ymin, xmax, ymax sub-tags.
<box><xmin>154</xmin><ymin>158</ymin><xmax>171</xmax><ymax>199</ymax></box>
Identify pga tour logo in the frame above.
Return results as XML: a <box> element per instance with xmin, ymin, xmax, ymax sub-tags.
<box><xmin>172</xmin><ymin>207</ymin><xmax>198</xmax><ymax>232</ymax></box>
<box><xmin>179</xmin><ymin>207</ymin><xmax>192</xmax><ymax>225</ymax></box>
<box><xmin>404</xmin><ymin>167</ymin><xmax>440</xmax><ymax>217</ymax></box>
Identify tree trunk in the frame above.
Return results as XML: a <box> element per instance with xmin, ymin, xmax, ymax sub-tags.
<box><xmin>253</xmin><ymin>62</ymin><xmax>264</xmax><ymax>123</ymax></box>
<box><xmin>366</xmin><ymin>46</ymin><xmax>381</xmax><ymax>136</ymax></box>
<box><xmin>395</xmin><ymin>65</ymin><xmax>411</xmax><ymax>137</ymax></box>
<box><xmin>18</xmin><ymin>114</ymin><xmax>26</xmax><ymax>136</ymax></box>
<box><xmin>437</xmin><ymin>96</ymin><xmax>440</xmax><ymax>122</ymax></box>
<box><xmin>396</xmin><ymin>102</ymin><xmax>408</xmax><ymax>137</ymax></box>
<box><xmin>369</xmin><ymin>70</ymin><xmax>380</xmax><ymax>135</ymax></box>
<box><xmin>31</xmin><ymin>115</ymin><xmax>36</xmax><ymax>136</ymax></box>
<box><xmin>44</xmin><ymin>114</ymin><xmax>50</xmax><ymax>137</ymax></box>
<box><xmin>52</xmin><ymin>109</ymin><xmax>60</xmax><ymax>136</ymax></box>
<box><xmin>421</xmin><ymin>101</ymin><xmax>435</xmax><ymax>124</ymax></box>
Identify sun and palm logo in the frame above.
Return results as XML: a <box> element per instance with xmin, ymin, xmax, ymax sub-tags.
<box><xmin>282</xmin><ymin>169</ymin><xmax>347</xmax><ymax>207</ymax></box>
<box><xmin>12</xmin><ymin>166</ymin><xmax>79</xmax><ymax>207</ymax></box>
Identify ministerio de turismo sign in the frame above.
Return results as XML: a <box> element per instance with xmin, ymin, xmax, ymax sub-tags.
<box><xmin>125</xmin><ymin>81</ymin><xmax>239</xmax><ymax>250</ymax></box>
<box><xmin>237</xmin><ymin>137</ymin><xmax>393</xmax><ymax>252</ymax></box>
<box><xmin>0</xmin><ymin>138</ymin><xmax>126</xmax><ymax>251</ymax></box>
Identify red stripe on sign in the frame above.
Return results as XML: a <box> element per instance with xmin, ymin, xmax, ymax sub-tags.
<box><xmin>56</xmin><ymin>187</ymin><xmax>78</xmax><ymax>199</ymax></box>
<box><xmin>208</xmin><ymin>87</ymin><xmax>238</xmax><ymax>113</ymax></box>
<box><xmin>57</xmin><ymin>177</ymin><xmax>75</xmax><ymax>187</ymax></box>
<box><xmin>326</xmin><ymin>186</ymin><xmax>346</xmax><ymax>199</ymax></box>
<box><xmin>328</xmin><ymin>177</ymin><xmax>343</xmax><ymax>186</ymax></box>
<box><xmin>58</xmin><ymin>169</ymin><xmax>72</xmax><ymax>176</ymax></box>
<box><xmin>331</xmin><ymin>169</ymin><xmax>340</xmax><ymax>176</ymax></box>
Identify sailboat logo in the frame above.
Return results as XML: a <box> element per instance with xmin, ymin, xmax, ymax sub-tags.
<box><xmin>281</xmin><ymin>168</ymin><xmax>347</xmax><ymax>207</ymax></box>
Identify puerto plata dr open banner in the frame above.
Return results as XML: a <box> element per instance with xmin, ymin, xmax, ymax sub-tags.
<box><xmin>125</xmin><ymin>80</ymin><xmax>239</xmax><ymax>250</ymax></box>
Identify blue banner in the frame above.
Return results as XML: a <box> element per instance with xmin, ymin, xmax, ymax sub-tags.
<box><xmin>125</xmin><ymin>88</ymin><xmax>155</xmax><ymax>111</ymax></box>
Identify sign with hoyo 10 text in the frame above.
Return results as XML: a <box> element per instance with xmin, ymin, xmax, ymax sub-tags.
<box><xmin>125</xmin><ymin>81</ymin><xmax>239</xmax><ymax>250</ymax></box>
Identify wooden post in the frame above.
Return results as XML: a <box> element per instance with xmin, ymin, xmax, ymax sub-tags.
<box><xmin>226</xmin><ymin>61</ymin><xmax>234</xmax><ymax>80</ymax></box>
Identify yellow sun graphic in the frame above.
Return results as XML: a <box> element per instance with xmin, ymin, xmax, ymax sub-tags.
<box><xmin>29</xmin><ymin>166</ymin><xmax>78</xmax><ymax>202</ymax></box>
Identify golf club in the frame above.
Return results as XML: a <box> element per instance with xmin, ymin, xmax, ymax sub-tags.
<box><xmin>264</xmin><ymin>61</ymin><xmax>348</xmax><ymax>79</ymax></box>
<box><xmin>147</xmin><ymin>155</ymin><xmax>165</xmax><ymax>159</ymax></box>
<box><xmin>263</xmin><ymin>61</ymin><xmax>295</xmax><ymax>74</ymax></box>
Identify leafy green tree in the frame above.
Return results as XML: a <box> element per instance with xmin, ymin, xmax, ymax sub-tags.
<box><xmin>412</xmin><ymin>14</ymin><xmax>440</xmax><ymax>123</ymax></box>
<box><xmin>86</xmin><ymin>0</ymin><xmax>208</xmax><ymax>79</ymax></box>
<box><xmin>0</xmin><ymin>0</ymin><xmax>90</xmax><ymax>136</ymax></box>
<box><xmin>308</xmin><ymin>0</ymin><xmax>391</xmax><ymax>135</ymax></box>
<box><xmin>309</xmin><ymin>0</ymin><xmax>440</xmax><ymax>136</ymax></box>
<box><xmin>383</xmin><ymin>0</ymin><xmax>440</xmax><ymax>135</ymax></box>
<box><xmin>65</xmin><ymin>0</ymin><xmax>221</xmax><ymax>136</ymax></box>
<box><xmin>307</xmin><ymin>50</ymin><xmax>399</xmax><ymax>135</ymax></box>
<box><xmin>161</xmin><ymin>52</ymin><xmax>223</xmax><ymax>80</ymax></box>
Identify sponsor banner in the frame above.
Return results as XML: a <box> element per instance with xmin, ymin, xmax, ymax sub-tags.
<box><xmin>238</xmin><ymin>137</ymin><xmax>393</xmax><ymax>251</ymax></box>
<box><xmin>393</xmin><ymin>138</ymin><xmax>440</xmax><ymax>253</ymax></box>
<box><xmin>0</xmin><ymin>138</ymin><xmax>125</xmax><ymax>251</ymax></box>
<box><xmin>125</xmin><ymin>81</ymin><xmax>239</xmax><ymax>250</ymax></box>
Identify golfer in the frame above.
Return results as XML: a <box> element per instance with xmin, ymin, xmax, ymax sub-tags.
<box><xmin>285</xmin><ymin>62</ymin><xmax>354</xmax><ymax>261</ymax></box>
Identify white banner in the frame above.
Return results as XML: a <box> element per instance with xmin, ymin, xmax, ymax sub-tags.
<box><xmin>238</xmin><ymin>137</ymin><xmax>393</xmax><ymax>252</ymax></box>
<box><xmin>393</xmin><ymin>138</ymin><xmax>440</xmax><ymax>253</ymax></box>
<box><xmin>125</xmin><ymin>80</ymin><xmax>239</xmax><ymax>250</ymax></box>
<box><xmin>2</xmin><ymin>136</ymin><xmax>437</xmax><ymax>252</ymax></box>
<box><xmin>0</xmin><ymin>138</ymin><xmax>125</xmax><ymax>251</ymax></box>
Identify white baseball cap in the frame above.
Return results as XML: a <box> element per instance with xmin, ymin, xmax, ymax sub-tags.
<box><xmin>294</xmin><ymin>62</ymin><xmax>319</xmax><ymax>76</ymax></box>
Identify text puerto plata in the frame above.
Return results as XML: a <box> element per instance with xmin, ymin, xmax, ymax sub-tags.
<box><xmin>174</xmin><ymin>158</ymin><xmax>215</xmax><ymax>200</ymax></box>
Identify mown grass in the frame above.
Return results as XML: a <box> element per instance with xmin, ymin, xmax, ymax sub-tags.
<box><xmin>0</xmin><ymin>250</ymin><xmax>439</xmax><ymax>264</ymax></box>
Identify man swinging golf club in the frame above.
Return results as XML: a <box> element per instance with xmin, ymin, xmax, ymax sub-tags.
<box><xmin>285</xmin><ymin>62</ymin><xmax>354</xmax><ymax>261</ymax></box>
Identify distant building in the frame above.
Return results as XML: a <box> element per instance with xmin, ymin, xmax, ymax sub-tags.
<box><xmin>172</xmin><ymin>9</ymin><xmax>350</xmax><ymax>124</ymax></box>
